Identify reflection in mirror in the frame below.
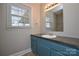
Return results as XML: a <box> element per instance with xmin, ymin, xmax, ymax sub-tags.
<box><xmin>54</xmin><ymin>9</ymin><xmax>63</xmax><ymax>31</ymax></box>
<box><xmin>45</xmin><ymin>4</ymin><xmax>63</xmax><ymax>32</ymax></box>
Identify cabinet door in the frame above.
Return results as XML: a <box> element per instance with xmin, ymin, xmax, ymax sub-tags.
<box><xmin>37</xmin><ymin>44</ymin><xmax>50</xmax><ymax>56</ymax></box>
<box><xmin>31</xmin><ymin>36</ymin><xmax>37</xmax><ymax>54</ymax></box>
<box><xmin>37</xmin><ymin>38</ymin><xmax>51</xmax><ymax>56</ymax></box>
<box><xmin>50</xmin><ymin>49</ymin><xmax>64</xmax><ymax>56</ymax></box>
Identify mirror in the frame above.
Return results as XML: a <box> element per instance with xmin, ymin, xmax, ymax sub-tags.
<box><xmin>45</xmin><ymin>4</ymin><xmax>63</xmax><ymax>32</ymax></box>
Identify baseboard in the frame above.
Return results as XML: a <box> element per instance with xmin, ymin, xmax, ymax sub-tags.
<box><xmin>10</xmin><ymin>48</ymin><xmax>32</xmax><ymax>56</ymax></box>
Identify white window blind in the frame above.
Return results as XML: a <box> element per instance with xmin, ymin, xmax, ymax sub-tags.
<box><xmin>7</xmin><ymin>4</ymin><xmax>31</xmax><ymax>28</ymax></box>
<box><xmin>45</xmin><ymin>17</ymin><xmax>51</xmax><ymax>28</ymax></box>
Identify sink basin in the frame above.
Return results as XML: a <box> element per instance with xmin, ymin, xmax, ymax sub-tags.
<box><xmin>41</xmin><ymin>34</ymin><xmax>56</xmax><ymax>39</ymax></box>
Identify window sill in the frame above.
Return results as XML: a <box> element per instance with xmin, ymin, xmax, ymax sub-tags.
<box><xmin>7</xmin><ymin>26</ymin><xmax>31</xmax><ymax>29</ymax></box>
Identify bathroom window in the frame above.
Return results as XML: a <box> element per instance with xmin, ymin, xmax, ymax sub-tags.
<box><xmin>7</xmin><ymin>4</ymin><xmax>31</xmax><ymax>28</ymax></box>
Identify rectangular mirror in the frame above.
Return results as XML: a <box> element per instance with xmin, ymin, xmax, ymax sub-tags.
<box><xmin>45</xmin><ymin>4</ymin><xmax>63</xmax><ymax>32</ymax></box>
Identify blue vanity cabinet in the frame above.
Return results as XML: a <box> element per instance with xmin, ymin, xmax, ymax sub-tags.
<box><xmin>31</xmin><ymin>36</ymin><xmax>38</xmax><ymax>54</ymax></box>
<box><xmin>31</xmin><ymin>35</ymin><xmax>79</xmax><ymax>56</ymax></box>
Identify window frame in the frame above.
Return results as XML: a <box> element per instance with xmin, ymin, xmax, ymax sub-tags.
<box><xmin>6</xmin><ymin>3</ymin><xmax>31</xmax><ymax>29</ymax></box>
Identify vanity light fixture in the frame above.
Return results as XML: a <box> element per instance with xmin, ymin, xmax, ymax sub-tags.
<box><xmin>44</xmin><ymin>3</ymin><xmax>60</xmax><ymax>12</ymax></box>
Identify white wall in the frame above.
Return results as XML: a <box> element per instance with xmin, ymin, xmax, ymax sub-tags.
<box><xmin>0</xmin><ymin>4</ymin><xmax>2</xmax><ymax>55</ymax></box>
<box><xmin>0</xmin><ymin>4</ymin><xmax>31</xmax><ymax>56</ymax></box>
<box><xmin>24</xmin><ymin>3</ymin><xmax>41</xmax><ymax>34</ymax></box>
<box><xmin>0</xmin><ymin>3</ymin><xmax>41</xmax><ymax>56</ymax></box>
<box><xmin>63</xmin><ymin>3</ymin><xmax>79</xmax><ymax>38</ymax></box>
<box><xmin>40</xmin><ymin>4</ymin><xmax>46</xmax><ymax>33</ymax></box>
